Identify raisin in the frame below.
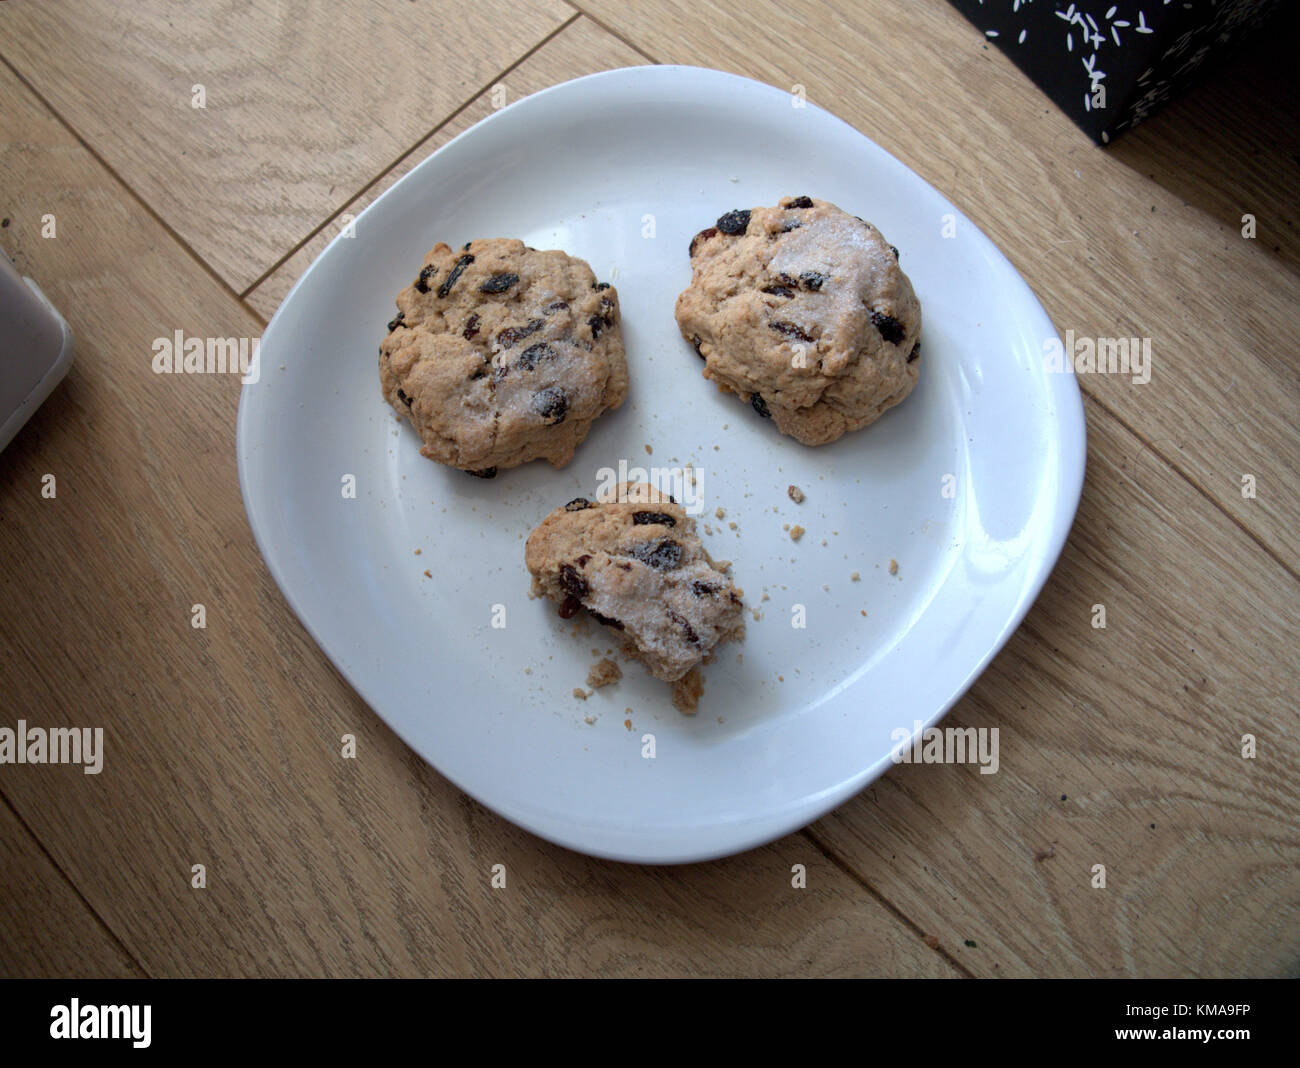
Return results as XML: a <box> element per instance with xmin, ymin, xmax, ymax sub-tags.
<box><xmin>750</xmin><ymin>393</ymin><xmax>771</xmax><ymax>418</ymax></box>
<box><xmin>437</xmin><ymin>254</ymin><xmax>474</xmax><ymax>298</ymax></box>
<box><xmin>769</xmin><ymin>320</ymin><xmax>814</xmax><ymax>342</ymax></box>
<box><xmin>496</xmin><ymin>318</ymin><xmax>544</xmax><ymax>348</ymax></box>
<box><xmin>588</xmin><ymin>609</ymin><xmax>624</xmax><ymax>630</ymax></box>
<box><xmin>575</xmin><ymin>554</ymin><xmax>592</xmax><ymax>567</ymax></box>
<box><xmin>799</xmin><ymin>271</ymin><xmax>826</xmax><ymax>291</ymax></box>
<box><xmin>669</xmin><ymin>609</ymin><xmax>699</xmax><ymax>645</ymax></box>
<box><xmin>462</xmin><ymin>242</ymin><xmax>472</xmax><ymax>251</ymax></box>
<box><xmin>689</xmin><ymin>226</ymin><xmax>719</xmax><ymax>256</ymax></box>
<box><xmin>544</xmin><ymin>300</ymin><xmax>569</xmax><ymax>313</ymax></box>
<box><xmin>630</xmin><ymin>540</ymin><xmax>682</xmax><ymax>570</ymax></box>
<box><xmin>479</xmin><ymin>272</ymin><xmax>519</xmax><ymax>293</ymax></box>
<box><xmin>908</xmin><ymin>341</ymin><xmax>921</xmax><ymax>363</ymax></box>
<box><xmin>890</xmin><ymin>245</ymin><xmax>900</xmax><ymax>261</ymax></box>
<box><xmin>466</xmin><ymin>467</ymin><xmax>497</xmax><ymax>479</ymax></box>
<box><xmin>592</xmin><ymin>281</ymin><xmax>611</xmax><ymax>291</ymax></box>
<box><xmin>691</xmin><ymin>580</ymin><xmax>718</xmax><ymax>597</ymax></box>
<box><xmin>388</xmin><ymin>310</ymin><xmax>405</xmax><ymax>331</ymax></box>
<box><xmin>516</xmin><ymin>342</ymin><xmax>556</xmax><ymax>371</ymax></box>
<box><xmin>531</xmin><ymin>386</ymin><xmax>569</xmax><ymax>425</ymax></box>
<box><xmin>780</xmin><ymin>220</ymin><xmax>802</xmax><ymax>233</ymax></box>
<box><xmin>691</xmin><ymin>335</ymin><xmax>706</xmax><ymax>360</ymax></box>
<box><xmin>414</xmin><ymin>264</ymin><xmax>436</xmax><ymax>293</ymax></box>
<box><xmin>559</xmin><ymin>595</ymin><xmax>581</xmax><ymax>619</ymax></box>
<box><xmin>870</xmin><ymin>310</ymin><xmax>906</xmax><ymax>345</ymax></box>
<box><xmin>598</xmin><ymin>296</ymin><xmax>616</xmax><ymax>325</ymax></box>
<box><xmin>633</xmin><ymin>511</ymin><xmax>676</xmax><ymax>527</ymax></box>
<box><xmin>564</xmin><ymin>498</ymin><xmax>593</xmax><ymax>512</ymax></box>
<box><xmin>761</xmin><ymin>284</ymin><xmax>795</xmax><ymax>298</ymax></box>
<box><xmin>560</xmin><ymin>564</ymin><xmax>589</xmax><ymax>599</ymax></box>
<box><xmin>396</xmin><ymin>387</ymin><xmax>412</xmax><ymax>407</ymax></box>
<box><xmin>587</xmin><ymin>314</ymin><xmax>605</xmax><ymax>340</ymax></box>
<box><xmin>786</xmin><ymin>196</ymin><xmax>814</xmax><ymax>208</ymax></box>
<box><xmin>716</xmin><ymin>209</ymin><xmax>751</xmax><ymax>235</ymax></box>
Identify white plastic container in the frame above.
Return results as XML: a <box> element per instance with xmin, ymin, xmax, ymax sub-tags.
<box><xmin>0</xmin><ymin>247</ymin><xmax>74</xmax><ymax>452</ymax></box>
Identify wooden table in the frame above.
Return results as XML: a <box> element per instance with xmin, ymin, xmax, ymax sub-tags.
<box><xmin>1</xmin><ymin>1</ymin><xmax>1296</xmax><ymax>979</ymax></box>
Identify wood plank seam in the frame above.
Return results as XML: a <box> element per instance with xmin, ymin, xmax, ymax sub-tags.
<box><xmin>1084</xmin><ymin>389</ymin><xmax>1300</xmax><ymax>583</ymax></box>
<box><xmin>0</xmin><ymin>790</ymin><xmax>150</xmax><ymax>978</ymax></box>
<box><xmin>0</xmin><ymin>51</ymin><xmax>269</xmax><ymax>333</ymax></box>
<box><xmin>803</xmin><ymin>826</ymin><xmax>976</xmax><ymax>977</ymax></box>
<box><xmin>561</xmin><ymin>2</ymin><xmax>661</xmax><ymax>65</ymax></box>
<box><xmin>235</xmin><ymin>12</ymin><xmax>586</xmax><ymax>301</ymax></box>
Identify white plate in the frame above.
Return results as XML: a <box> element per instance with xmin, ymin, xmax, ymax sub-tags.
<box><xmin>238</xmin><ymin>66</ymin><xmax>1085</xmax><ymax>864</ymax></box>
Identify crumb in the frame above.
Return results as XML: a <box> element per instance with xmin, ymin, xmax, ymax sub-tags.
<box><xmin>715</xmin><ymin>507</ymin><xmax>726</xmax><ymax>519</ymax></box>
<box><xmin>422</xmin><ymin>569</ymin><xmax>432</xmax><ymax>578</ymax></box>
<box><xmin>587</xmin><ymin>658</ymin><xmax>622</xmax><ymax>689</ymax></box>
<box><xmin>1034</xmin><ymin>843</ymin><xmax>1057</xmax><ymax>863</ymax></box>
<box><xmin>850</xmin><ymin>571</ymin><xmax>860</xmax><ymax>581</ymax></box>
<box><xmin>787</xmin><ymin>485</ymin><xmax>805</xmax><ymax>503</ymax></box>
<box><xmin>573</xmin><ymin>688</ymin><xmax>588</xmax><ymax>701</ymax></box>
<box><xmin>860</xmin><ymin>609</ymin><xmax>866</xmax><ymax>617</ymax></box>
<box><xmin>413</xmin><ymin>548</ymin><xmax>422</xmax><ymax>556</ymax></box>
<box><xmin>889</xmin><ymin>558</ymin><xmax>899</xmax><ymax>576</ymax></box>
<box><xmin>790</xmin><ymin>525</ymin><xmax>805</xmax><ymax>542</ymax></box>
<box><xmin>624</xmin><ymin>718</ymin><xmax>633</xmax><ymax>731</ymax></box>
<box><xmin>760</xmin><ymin>592</ymin><xmax>769</xmax><ymax>602</ymax></box>
<box><xmin>782</xmin><ymin>523</ymin><xmax>790</xmax><ymax>531</ymax></box>
<box><xmin>524</xmin><ymin>667</ymin><xmax>532</xmax><ymax>674</ymax></box>
<box><xmin>671</xmin><ymin>667</ymin><xmax>704</xmax><ymax>715</ymax></box>
<box><xmin>924</xmin><ymin>934</ymin><xmax>940</xmax><ymax>950</ymax></box>
<box><xmin>584</xmin><ymin>716</ymin><xmax>597</xmax><ymax>725</ymax></box>
<box><xmin>644</xmin><ymin>443</ymin><xmax>652</xmax><ymax>454</ymax></box>
<box><xmin>704</xmin><ymin>523</ymin><xmax>713</xmax><ymax>535</ymax></box>
<box><xmin>777</xmin><ymin>674</ymin><xmax>784</xmax><ymax>682</ymax></box>
<box><xmin>728</xmin><ymin>521</ymin><xmax>737</xmax><ymax>530</ymax></box>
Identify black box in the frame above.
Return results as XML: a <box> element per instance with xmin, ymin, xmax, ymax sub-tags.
<box><xmin>947</xmin><ymin>0</ymin><xmax>1282</xmax><ymax>143</ymax></box>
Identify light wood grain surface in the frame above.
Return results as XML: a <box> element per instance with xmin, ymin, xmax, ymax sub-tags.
<box><xmin>1</xmin><ymin>1</ymin><xmax>1295</xmax><ymax>978</ymax></box>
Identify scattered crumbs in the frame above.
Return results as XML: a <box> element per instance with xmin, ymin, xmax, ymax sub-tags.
<box><xmin>584</xmin><ymin>716</ymin><xmax>597</xmax><ymax>725</ymax></box>
<box><xmin>624</xmin><ymin>718</ymin><xmax>633</xmax><ymax>731</ymax></box>
<box><xmin>782</xmin><ymin>523</ymin><xmax>790</xmax><ymax>532</ymax></box>
<box><xmin>889</xmin><ymin>558</ymin><xmax>899</xmax><ymax>576</ymax></box>
<box><xmin>924</xmin><ymin>935</ymin><xmax>940</xmax><ymax>950</ymax></box>
<box><xmin>964</xmin><ymin>939</ymin><xmax>978</xmax><ymax>949</ymax></box>
<box><xmin>422</xmin><ymin>569</ymin><xmax>432</xmax><ymax>579</ymax></box>
<box><xmin>728</xmin><ymin>521</ymin><xmax>737</xmax><ymax>530</ymax></box>
<box><xmin>860</xmin><ymin>609</ymin><xmax>867</xmax><ymax>617</ymax></box>
<box><xmin>777</xmin><ymin>674</ymin><xmax>785</xmax><ymax>682</ymax></box>
<box><xmin>713</xmin><ymin>445</ymin><xmax>719</xmax><ymax>451</ymax></box>
<box><xmin>1034</xmin><ymin>843</ymin><xmax>1057</xmax><ymax>863</ymax></box>
<box><xmin>671</xmin><ymin>667</ymin><xmax>704</xmax><ymax>715</ymax></box>
<box><xmin>760</xmin><ymin>592</ymin><xmax>769</xmax><ymax>602</ymax></box>
<box><xmin>715</xmin><ymin>506</ymin><xmax>726</xmax><ymax>519</ymax></box>
<box><xmin>413</xmin><ymin>548</ymin><xmax>422</xmax><ymax>555</ymax></box>
<box><xmin>787</xmin><ymin>484</ymin><xmax>805</xmax><ymax>503</ymax></box>
<box><xmin>820</xmin><ymin>538</ymin><xmax>827</xmax><ymax>547</ymax></box>
<box><xmin>850</xmin><ymin>571</ymin><xmax>860</xmax><ymax>582</ymax></box>
<box><xmin>572</xmin><ymin>688</ymin><xmax>588</xmax><ymax>701</ymax></box>
<box><xmin>750</xmin><ymin>608</ymin><xmax>762</xmax><ymax>622</ymax></box>
<box><xmin>644</xmin><ymin>443</ymin><xmax>653</xmax><ymax>454</ymax></box>
<box><xmin>587</xmin><ymin>658</ymin><xmax>622</xmax><ymax>689</ymax></box>
<box><xmin>790</xmin><ymin>525</ymin><xmax>805</xmax><ymax>542</ymax></box>
<box><xmin>524</xmin><ymin>667</ymin><xmax>533</xmax><ymax>675</ymax></box>
<box><xmin>822</xmin><ymin>584</ymin><xmax>829</xmax><ymax>592</ymax></box>
<box><xmin>704</xmin><ymin>523</ymin><xmax>714</xmax><ymax>535</ymax></box>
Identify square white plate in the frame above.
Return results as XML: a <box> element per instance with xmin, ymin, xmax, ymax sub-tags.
<box><xmin>238</xmin><ymin>66</ymin><xmax>1085</xmax><ymax>863</ymax></box>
